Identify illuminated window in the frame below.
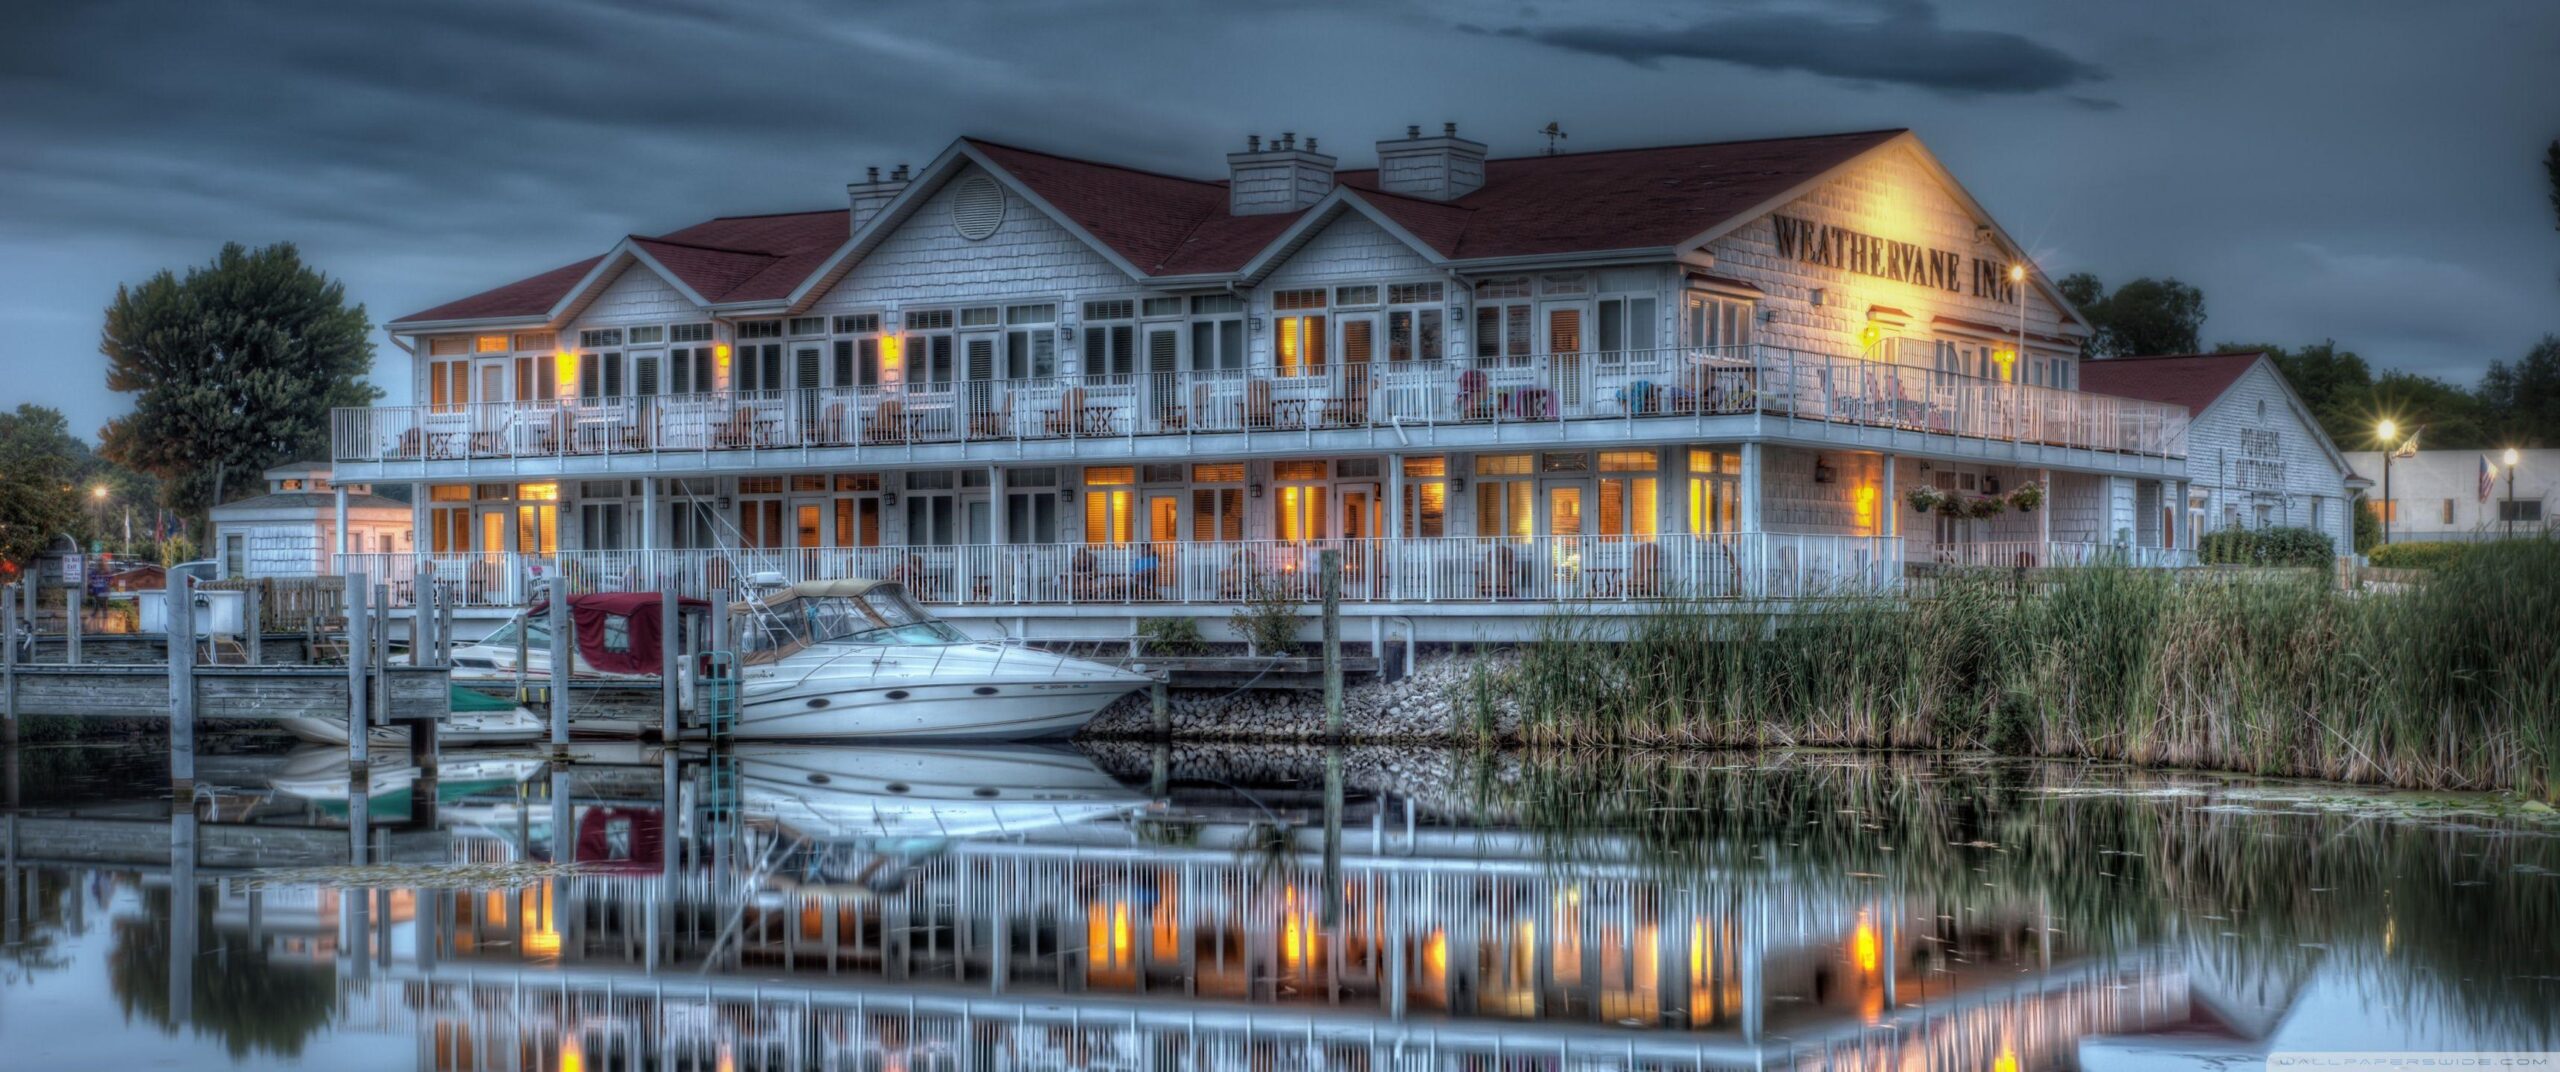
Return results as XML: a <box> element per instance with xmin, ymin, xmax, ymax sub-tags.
<box><xmin>1083</xmin><ymin>466</ymin><xmax>1135</xmax><ymax>486</ymax></box>
<box><xmin>474</xmin><ymin>334</ymin><xmax>510</xmax><ymax>354</ymax></box>
<box><xmin>516</xmin><ymin>482</ymin><xmax>558</xmax><ymax>501</ymax></box>
<box><xmin>1599</xmin><ymin>450</ymin><xmax>1656</xmax><ymax>472</ymax></box>
<box><xmin>1273</xmin><ymin>460</ymin><xmax>1327</xmax><ymax>481</ymax></box>
<box><xmin>1403</xmin><ymin>457</ymin><xmax>1447</xmax><ymax>538</ymax></box>
<box><xmin>512</xmin><ymin>332</ymin><xmax>555</xmax><ymax>352</ymax></box>
<box><xmin>1275</xmin><ymin>311</ymin><xmax>1326</xmax><ymax>375</ymax></box>
<box><xmin>1084</xmin><ymin>486</ymin><xmax>1135</xmax><ymax>543</ymax></box>
<box><xmin>1476</xmin><ymin>454</ymin><xmax>1532</xmax><ymax>476</ymax></box>
<box><xmin>1688</xmin><ymin>448</ymin><xmax>1740</xmax><ymax>534</ymax></box>
<box><xmin>1276</xmin><ymin>484</ymin><xmax>1324</xmax><ymax>541</ymax></box>
<box><xmin>428</xmin><ymin>337</ymin><xmax>470</xmax><ymax>357</ymax></box>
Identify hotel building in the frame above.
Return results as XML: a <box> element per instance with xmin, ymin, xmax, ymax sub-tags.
<box><xmin>332</xmin><ymin>125</ymin><xmax>2198</xmax><ymax>640</ymax></box>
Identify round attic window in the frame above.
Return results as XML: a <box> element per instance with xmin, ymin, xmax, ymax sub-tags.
<box><xmin>952</xmin><ymin>175</ymin><xmax>1005</xmax><ymax>241</ymax></box>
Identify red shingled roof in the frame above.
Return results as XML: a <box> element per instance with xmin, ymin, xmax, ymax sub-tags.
<box><xmin>396</xmin><ymin>128</ymin><xmax>1905</xmax><ymax>325</ymax></box>
<box><xmin>2077</xmin><ymin>352</ymin><xmax>2265</xmax><ymax>414</ymax></box>
<box><xmin>393</xmin><ymin>210</ymin><xmax>845</xmax><ymax>325</ymax></box>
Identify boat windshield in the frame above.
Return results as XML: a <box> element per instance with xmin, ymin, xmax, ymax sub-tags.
<box><xmin>737</xmin><ymin>587</ymin><xmax>965</xmax><ymax>662</ymax></box>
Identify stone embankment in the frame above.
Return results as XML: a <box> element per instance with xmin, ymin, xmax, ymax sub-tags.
<box><xmin>1081</xmin><ymin>653</ymin><xmax>1524</xmax><ymax>742</ymax></box>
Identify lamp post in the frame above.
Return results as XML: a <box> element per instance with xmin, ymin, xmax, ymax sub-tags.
<box><xmin>2377</xmin><ymin>420</ymin><xmax>2399</xmax><ymax>545</ymax></box>
<box><xmin>2008</xmin><ymin>263</ymin><xmax>2028</xmax><ymax>383</ymax></box>
<box><xmin>2502</xmin><ymin>447</ymin><xmax>2521</xmax><ymax>539</ymax></box>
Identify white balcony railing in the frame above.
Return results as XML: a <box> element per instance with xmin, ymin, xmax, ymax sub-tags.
<box><xmin>332</xmin><ymin>345</ymin><xmax>2189</xmax><ymax>467</ymax></box>
<box><xmin>1918</xmin><ymin>540</ymin><xmax>2197</xmax><ymax>570</ymax></box>
<box><xmin>334</xmin><ymin>532</ymin><xmax>1910</xmax><ymax>610</ymax></box>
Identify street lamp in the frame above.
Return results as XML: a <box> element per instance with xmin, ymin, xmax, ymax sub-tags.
<box><xmin>2502</xmin><ymin>447</ymin><xmax>2521</xmax><ymax>539</ymax></box>
<box><xmin>2008</xmin><ymin>263</ymin><xmax>2028</xmax><ymax>383</ymax></box>
<box><xmin>2376</xmin><ymin>420</ymin><xmax>2400</xmax><ymax>545</ymax></box>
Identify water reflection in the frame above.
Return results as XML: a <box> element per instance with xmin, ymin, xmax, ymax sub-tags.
<box><xmin>0</xmin><ymin>741</ymin><xmax>2552</xmax><ymax>1069</ymax></box>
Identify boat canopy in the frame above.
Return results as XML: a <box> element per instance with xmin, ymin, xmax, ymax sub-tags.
<box><xmin>733</xmin><ymin>580</ymin><xmax>966</xmax><ymax>663</ymax></box>
<box><xmin>525</xmin><ymin>592</ymin><xmax>712</xmax><ymax>676</ymax></box>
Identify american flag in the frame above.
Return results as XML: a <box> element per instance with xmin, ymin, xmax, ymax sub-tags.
<box><xmin>2480</xmin><ymin>455</ymin><xmax>2496</xmax><ymax>503</ymax></box>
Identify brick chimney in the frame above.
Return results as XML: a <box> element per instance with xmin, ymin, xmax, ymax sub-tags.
<box><xmin>1226</xmin><ymin>132</ymin><xmax>1335</xmax><ymax>216</ymax></box>
<box><xmin>1374</xmin><ymin>122</ymin><xmax>1486</xmax><ymax>201</ymax></box>
<box><xmin>846</xmin><ymin>164</ymin><xmax>911</xmax><ymax>232</ymax></box>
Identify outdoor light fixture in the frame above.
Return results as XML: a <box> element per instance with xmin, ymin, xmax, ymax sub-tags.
<box><xmin>1059</xmin><ymin>487</ymin><xmax>1078</xmax><ymax>504</ymax></box>
<box><xmin>882</xmin><ymin>491</ymin><xmax>898</xmax><ymax>507</ymax></box>
<box><xmin>1858</xmin><ymin>322</ymin><xmax>1883</xmax><ymax>348</ymax></box>
<box><xmin>2007</xmin><ymin>263</ymin><xmax>2026</xmax><ymax>283</ymax></box>
<box><xmin>1249</xmin><ymin>482</ymin><xmax>1264</xmax><ymax>499</ymax></box>
<box><xmin>1813</xmin><ymin>457</ymin><xmax>1836</xmax><ymax>484</ymax></box>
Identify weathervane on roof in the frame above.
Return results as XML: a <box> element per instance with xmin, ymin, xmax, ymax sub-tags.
<box><xmin>1539</xmin><ymin>122</ymin><xmax>1567</xmax><ymax>156</ymax></box>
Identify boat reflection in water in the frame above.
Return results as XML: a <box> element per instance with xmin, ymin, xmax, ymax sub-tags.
<box><xmin>0</xmin><ymin>745</ymin><xmax>2552</xmax><ymax>1070</ymax></box>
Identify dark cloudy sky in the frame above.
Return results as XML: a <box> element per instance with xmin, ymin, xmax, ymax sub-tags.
<box><xmin>4</xmin><ymin>0</ymin><xmax>2554</xmax><ymax>438</ymax></box>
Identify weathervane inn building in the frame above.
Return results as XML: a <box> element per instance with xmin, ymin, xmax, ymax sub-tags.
<box><xmin>331</xmin><ymin>125</ymin><xmax>2205</xmax><ymax>641</ymax></box>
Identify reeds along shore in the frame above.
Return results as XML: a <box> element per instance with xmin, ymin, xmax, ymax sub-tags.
<box><xmin>1500</xmin><ymin>540</ymin><xmax>2560</xmax><ymax>798</ymax></box>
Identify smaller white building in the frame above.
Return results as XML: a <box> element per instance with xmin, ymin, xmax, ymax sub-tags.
<box><xmin>2344</xmin><ymin>447</ymin><xmax>2556</xmax><ymax>543</ymax></box>
<box><xmin>2080</xmin><ymin>352</ymin><xmax>2364</xmax><ymax>553</ymax></box>
<box><xmin>207</xmin><ymin>462</ymin><xmax>412</xmax><ymax>578</ymax></box>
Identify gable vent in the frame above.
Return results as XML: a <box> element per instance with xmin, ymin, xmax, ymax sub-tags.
<box><xmin>952</xmin><ymin>175</ymin><xmax>1005</xmax><ymax>240</ymax></box>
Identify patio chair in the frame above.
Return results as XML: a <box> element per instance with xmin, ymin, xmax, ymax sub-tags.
<box><xmin>864</xmin><ymin>397</ymin><xmax>906</xmax><ymax>444</ymax></box>
<box><xmin>969</xmin><ymin>393</ymin><xmax>1010</xmax><ymax>439</ymax></box>
<box><xmin>713</xmin><ymin>407</ymin><xmax>756</xmax><ymax>450</ymax></box>
<box><xmin>812</xmin><ymin>401</ymin><xmax>849</xmax><ymax>446</ymax></box>
<box><xmin>1045</xmin><ymin>387</ymin><xmax>1086</xmax><ymax>438</ymax></box>
<box><xmin>1456</xmin><ymin>369</ymin><xmax>1491</xmax><ymax>421</ymax></box>
<box><xmin>1245</xmin><ymin>379</ymin><xmax>1276</xmax><ymax>430</ymax></box>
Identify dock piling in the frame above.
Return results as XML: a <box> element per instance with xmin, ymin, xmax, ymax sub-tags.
<box><xmin>346</xmin><ymin>572</ymin><xmax>369</xmax><ymax>770</ymax></box>
<box><xmin>243</xmin><ymin>582</ymin><xmax>262</xmax><ymax>666</ymax></box>
<box><xmin>1321</xmin><ymin>549</ymin><xmax>1343</xmax><ymax>739</ymax></box>
<box><xmin>1150</xmin><ymin>681</ymin><xmax>1169</xmax><ymax>737</ymax></box>
<box><xmin>372</xmin><ymin>583</ymin><xmax>390</xmax><ymax>732</ymax></box>
<box><xmin>549</xmin><ymin>580</ymin><xmax>570</xmax><ymax>754</ymax></box>
<box><xmin>412</xmin><ymin>566</ymin><xmax>430</xmax><ymax>665</ymax></box>
<box><xmin>65</xmin><ymin>575</ymin><xmax>80</xmax><ymax>666</ymax></box>
<box><xmin>660</xmin><ymin>578</ymin><xmax>679</xmax><ymax>740</ymax></box>
<box><xmin>4</xmin><ymin>582</ymin><xmax>18</xmax><ymax>746</ymax></box>
<box><xmin>167</xmin><ymin>573</ymin><xmax>195</xmax><ymax>801</ymax></box>
<box><xmin>437</xmin><ymin>579</ymin><xmax>455</xmax><ymax>663</ymax></box>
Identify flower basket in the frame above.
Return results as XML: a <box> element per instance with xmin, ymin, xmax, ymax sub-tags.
<box><xmin>1965</xmin><ymin>496</ymin><xmax>2007</xmax><ymax>520</ymax></box>
<box><xmin>2007</xmin><ymin>482</ymin><xmax>2045</xmax><ymax>512</ymax></box>
<box><xmin>1905</xmin><ymin>486</ymin><xmax>1946</xmax><ymax>514</ymax></box>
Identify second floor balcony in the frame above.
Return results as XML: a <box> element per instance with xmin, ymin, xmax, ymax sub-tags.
<box><xmin>332</xmin><ymin>345</ymin><xmax>2191</xmax><ymax>475</ymax></box>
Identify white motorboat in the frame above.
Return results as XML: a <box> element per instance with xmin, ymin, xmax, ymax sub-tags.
<box><xmin>274</xmin><ymin>686</ymin><xmax>642</xmax><ymax>745</ymax></box>
<box><xmin>265</xmin><ymin>745</ymin><xmax>546</xmax><ymax>816</ymax></box>
<box><xmin>736</xmin><ymin>743</ymin><xmax>1149</xmax><ymax>843</ymax></box>
<box><xmin>724</xmin><ymin>580</ymin><xmax>1153</xmax><ymax>740</ymax></box>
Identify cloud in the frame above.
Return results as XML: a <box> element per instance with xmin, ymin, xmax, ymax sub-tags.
<box><xmin>1467</xmin><ymin>0</ymin><xmax>2109</xmax><ymax>101</ymax></box>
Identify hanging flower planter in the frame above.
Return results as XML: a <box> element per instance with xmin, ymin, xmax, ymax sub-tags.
<box><xmin>2007</xmin><ymin>482</ymin><xmax>2045</xmax><ymax>513</ymax></box>
<box><xmin>1905</xmin><ymin>486</ymin><xmax>1947</xmax><ymax>514</ymax></box>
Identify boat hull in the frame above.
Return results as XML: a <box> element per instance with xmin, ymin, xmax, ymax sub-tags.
<box><xmin>729</xmin><ymin>678</ymin><xmax>1141</xmax><ymax>741</ymax></box>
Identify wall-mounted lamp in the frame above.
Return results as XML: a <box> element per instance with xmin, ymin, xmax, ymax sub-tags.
<box><xmin>1451</xmin><ymin>476</ymin><xmax>1467</xmax><ymax>493</ymax></box>
<box><xmin>1248</xmin><ymin>482</ymin><xmax>1264</xmax><ymax>499</ymax></box>
<box><xmin>1058</xmin><ymin>324</ymin><xmax>1077</xmax><ymax>344</ymax></box>
<box><xmin>1059</xmin><ymin>486</ymin><xmax>1078</xmax><ymax>505</ymax></box>
<box><xmin>1808</xmin><ymin>287</ymin><xmax>1826</xmax><ymax>307</ymax></box>
<box><xmin>882</xmin><ymin>490</ymin><xmax>899</xmax><ymax>508</ymax></box>
<box><xmin>1813</xmin><ymin>457</ymin><xmax>1837</xmax><ymax>485</ymax></box>
<box><xmin>1249</xmin><ymin>315</ymin><xmax>1266</xmax><ymax>333</ymax></box>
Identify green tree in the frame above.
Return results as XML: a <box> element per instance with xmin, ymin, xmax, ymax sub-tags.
<box><xmin>2058</xmin><ymin>273</ymin><xmax>2206</xmax><ymax>358</ymax></box>
<box><xmin>98</xmin><ymin>242</ymin><xmax>378</xmax><ymax>536</ymax></box>
<box><xmin>2476</xmin><ymin>335</ymin><xmax>2560</xmax><ymax>448</ymax></box>
<box><xmin>0</xmin><ymin>404</ymin><xmax>84</xmax><ymax>566</ymax></box>
<box><xmin>2224</xmin><ymin>338</ymin><xmax>2375</xmax><ymax>446</ymax></box>
<box><xmin>2371</xmin><ymin>369</ymin><xmax>2493</xmax><ymax>450</ymax></box>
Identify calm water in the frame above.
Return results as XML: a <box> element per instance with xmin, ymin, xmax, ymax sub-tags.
<box><xmin>0</xmin><ymin>739</ymin><xmax>2552</xmax><ymax>1070</ymax></box>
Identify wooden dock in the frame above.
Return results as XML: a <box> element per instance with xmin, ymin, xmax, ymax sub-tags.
<box><xmin>6</xmin><ymin>664</ymin><xmax>449</xmax><ymax>720</ymax></box>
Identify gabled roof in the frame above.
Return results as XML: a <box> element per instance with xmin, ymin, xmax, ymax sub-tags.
<box><xmin>391</xmin><ymin>210</ymin><xmax>845</xmax><ymax>327</ymax></box>
<box><xmin>393</xmin><ymin>127</ymin><xmax>1934</xmax><ymax>329</ymax></box>
<box><xmin>2077</xmin><ymin>352</ymin><xmax>2266</xmax><ymax>415</ymax></box>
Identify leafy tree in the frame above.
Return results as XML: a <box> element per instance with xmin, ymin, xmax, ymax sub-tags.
<box><xmin>2351</xmin><ymin>492</ymin><xmax>2382</xmax><ymax>554</ymax></box>
<box><xmin>2476</xmin><ymin>334</ymin><xmax>2560</xmax><ymax>448</ymax></box>
<box><xmin>2223</xmin><ymin>338</ymin><xmax>2374</xmax><ymax>446</ymax></box>
<box><xmin>2057</xmin><ymin>273</ymin><xmax>2205</xmax><ymax>358</ymax></box>
<box><xmin>0</xmin><ymin>404</ymin><xmax>83</xmax><ymax>565</ymax></box>
<box><xmin>98</xmin><ymin>242</ymin><xmax>378</xmax><ymax>536</ymax></box>
<box><xmin>2370</xmin><ymin>369</ymin><xmax>2492</xmax><ymax>450</ymax></box>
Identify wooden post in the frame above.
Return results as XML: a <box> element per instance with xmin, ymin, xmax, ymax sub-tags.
<box><xmin>373</xmin><ymin>583</ymin><xmax>390</xmax><ymax>737</ymax></box>
<box><xmin>414</xmin><ymin>564</ymin><xmax>433</xmax><ymax>666</ymax></box>
<box><xmin>3</xmin><ymin>583</ymin><xmax>18</xmax><ymax>747</ymax></box>
<box><xmin>1321</xmin><ymin>549</ymin><xmax>1343</xmax><ymax>739</ymax></box>
<box><xmin>243</xmin><ymin>582</ymin><xmax>262</xmax><ymax>666</ymax></box>
<box><xmin>167</xmin><ymin>574</ymin><xmax>195</xmax><ymax>800</ymax></box>
<box><xmin>65</xmin><ymin>574</ymin><xmax>80</xmax><ymax>666</ymax></box>
<box><xmin>659</xmin><ymin>578</ymin><xmax>679</xmax><ymax>740</ymax></box>
<box><xmin>1150</xmin><ymin>681</ymin><xmax>1170</xmax><ymax>738</ymax></box>
<box><xmin>1321</xmin><ymin>748</ymin><xmax>1343</xmax><ymax>926</ymax></box>
<box><xmin>346</xmin><ymin>574</ymin><xmax>369</xmax><ymax>769</ymax></box>
<box><xmin>437</xmin><ymin>581</ymin><xmax>455</xmax><ymax>663</ymax></box>
<box><xmin>549</xmin><ymin>581</ymin><xmax>570</xmax><ymax>752</ymax></box>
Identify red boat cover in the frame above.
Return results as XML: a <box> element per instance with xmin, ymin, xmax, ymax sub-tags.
<box><xmin>528</xmin><ymin>593</ymin><xmax>710</xmax><ymax>676</ymax></box>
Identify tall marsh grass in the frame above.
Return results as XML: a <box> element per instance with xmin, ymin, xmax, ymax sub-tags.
<box><xmin>1505</xmin><ymin>540</ymin><xmax>2560</xmax><ymax>796</ymax></box>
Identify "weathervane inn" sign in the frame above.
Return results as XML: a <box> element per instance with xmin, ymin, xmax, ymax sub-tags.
<box><xmin>1771</xmin><ymin>215</ymin><xmax>2019</xmax><ymax>302</ymax></box>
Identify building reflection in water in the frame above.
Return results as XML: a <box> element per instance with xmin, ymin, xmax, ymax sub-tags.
<box><xmin>2</xmin><ymin>743</ymin><xmax>2550</xmax><ymax>1070</ymax></box>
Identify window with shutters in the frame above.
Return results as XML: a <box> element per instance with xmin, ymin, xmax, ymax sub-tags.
<box><xmin>670</xmin><ymin>346</ymin><xmax>715</xmax><ymax>395</ymax></box>
<box><xmin>1082</xmin><ymin>301</ymin><xmax>1135</xmax><ymax>378</ymax></box>
<box><xmin>1188</xmin><ymin>294</ymin><xmax>1245</xmax><ymax>372</ymax></box>
<box><xmin>1596</xmin><ymin>296</ymin><xmax>1658</xmax><ymax>363</ymax></box>
<box><xmin>578</xmin><ymin>350</ymin><xmax>624</xmax><ymax>401</ymax></box>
